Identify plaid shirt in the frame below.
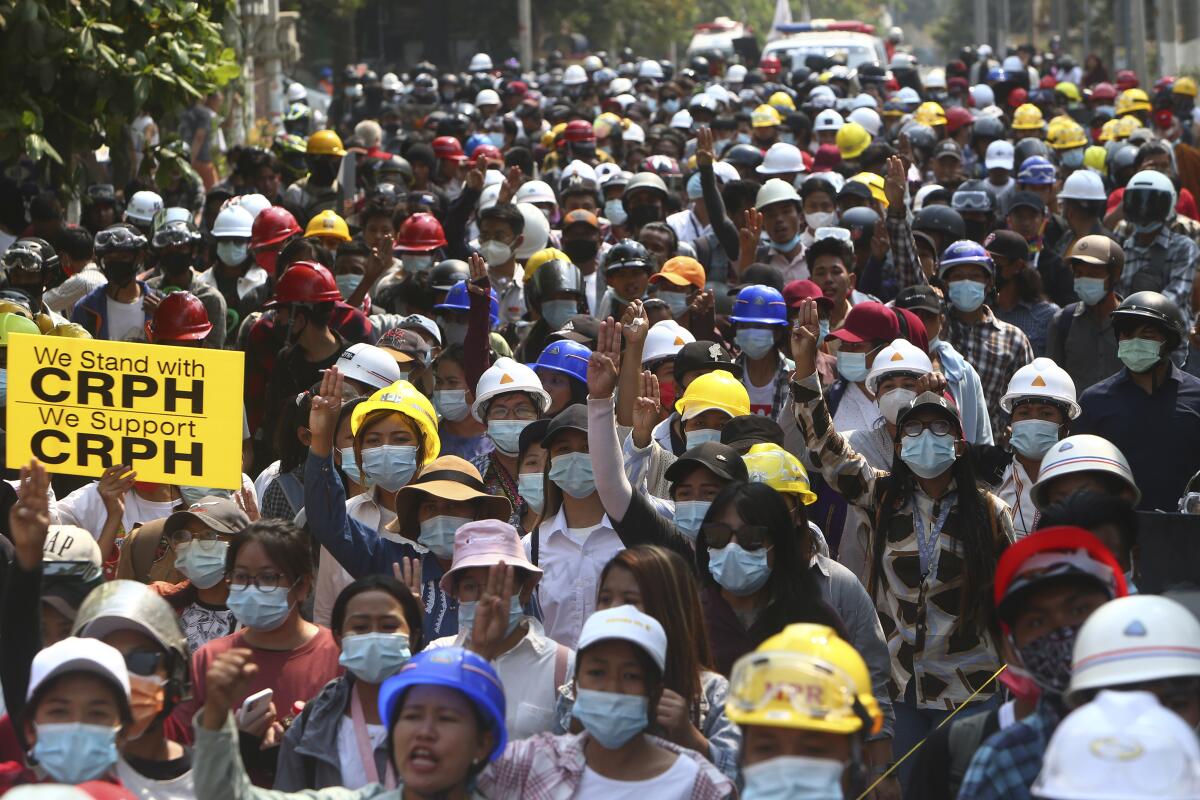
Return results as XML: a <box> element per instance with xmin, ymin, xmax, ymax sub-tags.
<box><xmin>1120</xmin><ymin>225</ymin><xmax>1198</xmax><ymax>312</ymax></box>
<box><xmin>957</xmin><ymin>699</ymin><xmax>1063</xmax><ymax>800</ymax></box>
<box><xmin>886</xmin><ymin>211</ymin><xmax>927</xmax><ymax>289</ymax></box>
<box><xmin>946</xmin><ymin>308</ymin><xmax>1034</xmax><ymax>435</ymax></box>
<box><xmin>994</xmin><ymin>297</ymin><xmax>1060</xmax><ymax>357</ymax></box>
<box><xmin>478</xmin><ymin>731</ymin><xmax>735</xmax><ymax>799</ymax></box>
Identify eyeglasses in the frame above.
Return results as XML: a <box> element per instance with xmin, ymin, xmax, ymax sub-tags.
<box><xmin>123</xmin><ymin>650</ymin><xmax>166</xmax><ymax>677</ymax></box>
<box><xmin>486</xmin><ymin>404</ymin><xmax>537</xmax><ymax>421</ymax></box>
<box><xmin>701</xmin><ymin>523</ymin><xmax>772</xmax><ymax>551</ymax></box>
<box><xmin>169</xmin><ymin>528</ymin><xmax>227</xmax><ymax>547</ymax></box>
<box><xmin>229</xmin><ymin>571</ymin><xmax>294</xmax><ymax>592</ymax></box>
<box><xmin>1181</xmin><ymin>492</ymin><xmax>1200</xmax><ymax>514</ymax></box>
<box><xmin>900</xmin><ymin>419</ymin><xmax>954</xmax><ymax>438</ymax></box>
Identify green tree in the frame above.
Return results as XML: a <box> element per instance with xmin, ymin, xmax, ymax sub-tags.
<box><xmin>0</xmin><ymin>0</ymin><xmax>239</xmax><ymax>186</ymax></box>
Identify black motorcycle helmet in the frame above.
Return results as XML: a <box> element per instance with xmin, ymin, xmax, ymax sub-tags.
<box><xmin>603</xmin><ymin>239</ymin><xmax>651</xmax><ymax>272</ymax></box>
<box><xmin>431</xmin><ymin>259</ymin><xmax>471</xmax><ymax>292</ymax></box>
<box><xmin>1111</xmin><ymin>290</ymin><xmax>1188</xmax><ymax>351</ymax></box>
<box><xmin>913</xmin><ymin>205</ymin><xmax>966</xmax><ymax>244</ymax></box>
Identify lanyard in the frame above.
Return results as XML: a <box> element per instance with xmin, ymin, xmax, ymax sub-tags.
<box><xmin>913</xmin><ymin>494</ymin><xmax>954</xmax><ymax>578</ymax></box>
<box><xmin>350</xmin><ymin>683</ymin><xmax>395</xmax><ymax>789</ymax></box>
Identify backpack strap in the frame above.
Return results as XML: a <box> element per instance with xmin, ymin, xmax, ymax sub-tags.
<box><xmin>1056</xmin><ymin>302</ymin><xmax>1078</xmax><ymax>342</ymax></box>
<box><xmin>275</xmin><ymin>471</ymin><xmax>305</xmax><ymax>517</ymax></box>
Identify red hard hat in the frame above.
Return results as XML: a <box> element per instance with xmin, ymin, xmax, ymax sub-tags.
<box><xmin>1091</xmin><ymin>81</ymin><xmax>1117</xmax><ymax>101</ymax></box>
<box><xmin>432</xmin><ymin>136</ymin><xmax>467</xmax><ymax>161</ymax></box>
<box><xmin>945</xmin><ymin>106</ymin><xmax>974</xmax><ymax>134</ymax></box>
<box><xmin>760</xmin><ymin>55</ymin><xmax>782</xmax><ymax>77</ymax></box>
<box><xmin>251</xmin><ymin>206</ymin><xmax>301</xmax><ymax>249</ymax></box>
<box><xmin>146</xmin><ymin>292</ymin><xmax>212</xmax><ymax>342</ymax></box>
<box><xmin>395</xmin><ymin>212</ymin><xmax>447</xmax><ymax>252</ymax></box>
<box><xmin>473</xmin><ymin>144</ymin><xmax>503</xmax><ymax>163</ymax></box>
<box><xmin>1116</xmin><ymin>69</ymin><xmax>1139</xmax><ymax>91</ymax></box>
<box><xmin>564</xmin><ymin>120</ymin><xmax>596</xmax><ymax>143</ymax></box>
<box><xmin>1039</xmin><ymin>75</ymin><xmax>1058</xmax><ymax>89</ymax></box>
<box><xmin>266</xmin><ymin>261</ymin><xmax>342</xmax><ymax>307</ymax></box>
<box><xmin>1007</xmin><ymin>86</ymin><xmax>1029</xmax><ymax>108</ymax></box>
<box><xmin>1154</xmin><ymin>108</ymin><xmax>1176</xmax><ymax>130</ymax></box>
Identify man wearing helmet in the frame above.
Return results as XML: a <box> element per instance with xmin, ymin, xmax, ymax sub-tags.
<box><xmin>1115</xmin><ymin>170</ymin><xmax>1198</xmax><ymax>312</ymax></box>
<box><xmin>145</xmin><ymin>217</ymin><xmax>228</xmax><ymax>348</ymax></box>
<box><xmin>72</xmin><ymin>224</ymin><xmax>153</xmax><ymax>341</ymax></box>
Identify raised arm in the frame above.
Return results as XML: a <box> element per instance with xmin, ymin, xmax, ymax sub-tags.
<box><xmin>463</xmin><ymin>252</ymin><xmax>492</xmax><ymax>390</ymax></box>
<box><xmin>883</xmin><ymin>154</ymin><xmax>928</xmax><ymax>289</ymax></box>
<box><xmin>587</xmin><ymin>319</ymin><xmax>634</xmax><ymax>522</ymax></box>
<box><xmin>614</xmin><ymin>303</ymin><xmax>647</xmax><ymax>427</ymax></box>
<box><xmin>696</xmin><ymin>128</ymin><xmax>741</xmax><ymax>265</ymax></box>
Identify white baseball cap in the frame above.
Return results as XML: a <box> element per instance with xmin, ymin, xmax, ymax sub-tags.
<box><xmin>577</xmin><ymin>605</ymin><xmax>667</xmax><ymax>673</ymax></box>
<box><xmin>986</xmin><ymin>140</ymin><xmax>1015</xmax><ymax>171</ymax></box>
<box><xmin>42</xmin><ymin>525</ymin><xmax>102</xmax><ymax>567</ymax></box>
<box><xmin>399</xmin><ymin>313</ymin><xmax>442</xmax><ymax>346</ymax></box>
<box><xmin>27</xmin><ymin>636</ymin><xmax>130</xmax><ymax>705</ymax></box>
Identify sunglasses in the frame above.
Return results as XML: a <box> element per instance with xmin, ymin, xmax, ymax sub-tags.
<box><xmin>701</xmin><ymin>523</ymin><xmax>772</xmax><ymax>551</ymax></box>
<box><xmin>123</xmin><ymin>650</ymin><xmax>166</xmax><ymax>677</ymax></box>
<box><xmin>900</xmin><ymin>419</ymin><xmax>955</xmax><ymax>438</ymax></box>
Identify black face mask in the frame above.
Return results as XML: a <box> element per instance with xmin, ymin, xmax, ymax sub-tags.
<box><xmin>102</xmin><ymin>259</ymin><xmax>137</xmax><ymax>288</ymax></box>
<box><xmin>963</xmin><ymin>219</ymin><xmax>991</xmax><ymax>243</ymax></box>
<box><xmin>309</xmin><ymin>158</ymin><xmax>339</xmax><ymax>185</ymax></box>
<box><xmin>628</xmin><ymin>204</ymin><xmax>662</xmax><ymax>231</ymax></box>
<box><xmin>562</xmin><ymin>238</ymin><xmax>600</xmax><ymax>265</ymax></box>
<box><xmin>159</xmin><ymin>252</ymin><xmax>193</xmax><ymax>277</ymax></box>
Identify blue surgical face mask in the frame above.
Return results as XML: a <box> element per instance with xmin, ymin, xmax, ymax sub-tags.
<box><xmin>487</xmin><ymin>419</ymin><xmax>531</xmax><ymax>456</ymax></box>
<box><xmin>899</xmin><ymin>429</ymin><xmax>958</xmax><ymax>479</ymax></box>
<box><xmin>217</xmin><ymin>241</ymin><xmax>249</xmax><ymax>266</ymax></box>
<box><xmin>1073</xmin><ymin>276</ymin><xmax>1108</xmax><ymax>306</ymax></box>
<box><xmin>1009</xmin><ymin>418</ymin><xmax>1061</xmax><ymax>459</ymax></box>
<box><xmin>1118</xmin><ymin>337</ymin><xmax>1163</xmax><ymax>373</ymax></box>
<box><xmin>836</xmin><ymin>350</ymin><xmax>870</xmax><ymax>383</ymax></box>
<box><xmin>571</xmin><ymin>688</ymin><xmax>649</xmax><ymax>749</ymax></box>
<box><xmin>1061</xmin><ymin>148</ymin><xmax>1086</xmax><ymax>169</ymax></box>
<box><xmin>767</xmin><ymin>230</ymin><xmax>803</xmax><ymax>253</ymax></box>
<box><xmin>741</xmin><ymin>755</ymin><xmax>846</xmax><ymax>800</ymax></box>
<box><xmin>673</xmin><ymin>500</ymin><xmax>711</xmax><ymax>539</ymax></box>
<box><xmin>174</xmin><ymin>540</ymin><xmax>229</xmax><ymax>590</ymax></box>
<box><xmin>662</xmin><ymin>98</ymin><xmax>681</xmax><ymax>115</ymax></box>
<box><xmin>735</xmin><ymin>132</ymin><xmax>753</xmax><ymax>145</ymax></box>
<box><xmin>660</xmin><ymin>291</ymin><xmax>690</xmax><ymax>318</ymax></box>
<box><xmin>604</xmin><ymin>200</ymin><xmax>628</xmax><ymax>226</ymax></box>
<box><xmin>338</xmin><ymin>632</ymin><xmax>411</xmax><ymax>684</ymax></box>
<box><xmin>707</xmin><ymin>542</ymin><xmax>772</xmax><ymax>596</ymax></box>
<box><xmin>360</xmin><ymin>444</ymin><xmax>420</xmax><ymax>492</ymax></box>
<box><xmin>518</xmin><ymin>472</ymin><xmax>544</xmax><ymax>513</ymax></box>
<box><xmin>441</xmin><ymin>321</ymin><xmax>468</xmax><ymax>346</ymax></box>
<box><xmin>542</xmin><ymin>299</ymin><xmax>578</xmax><ymax>330</ymax></box>
<box><xmin>947</xmin><ymin>279</ymin><xmax>987</xmax><ymax>312</ymax></box>
<box><xmin>549</xmin><ymin>451</ymin><xmax>595</xmax><ymax>498</ymax></box>
<box><xmin>458</xmin><ymin>595</ymin><xmax>524</xmax><ymax>639</ymax></box>
<box><xmin>685</xmin><ymin>427</ymin><xmax>722</xmax><ymax>450</ymax></box>
<box><xmin>178</xmin><ymin>485</ymin><xmax>232</xmax><ymax>507</ymax></box>
<box><xmin>32</xmin><ymin>722</ymin><xmax>119</xmax><ymax>784</ymax></box>
<box><xmin>418</xmin><ymin>515</ymin><xmax>470</xmax><ymax>560</ymax></box>
<box><xmin>736</xmin><ymin>328</ymin><xmax>778</xmax><ymax>360</ymax></box>
<box><xmin>338</xmin><ymin>445</ymin><xmax>363</xmax><ymax>485</ymax></box>
<box><xmin>434</xmin><ymin>389</ymin><xmax>470</xmax><ymax>422</ymax></box>
<box><xmin>226</xmin><ymin>583</ymin><xmax>294</xmax><ymax>630</ymax></box>
<box><xmin>336</xmin><ymin>273</ymin><xmax>363</xmax><ymax>299</ymax></box>
<box><xmin>817</xmin><ymin>320</ymin><xmax>830</xmax><ymax>344</ymax></box>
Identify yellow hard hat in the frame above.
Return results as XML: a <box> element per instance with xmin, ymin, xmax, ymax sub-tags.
<box><xmin>304</xmin><ymin>210</ymin><xmax>351</xmax><ymax>242</ymax></box>
<box><xmin>46</xmin><ymin>322</ymin><xmax>92</xmax><ymax>339</ymax></box>
<box><xmin>1114</xmin><ymin>115</ymin><xmax>1141</xmax><ymax>140</ymax></box>
<box><xmin>836</xmin><ymin>122</ymin><xmax>872</xmax><ymax>160</ymax></box>
<box><xmin>1083</xmin><ymin>145</ymin><xmax>1108</xmax><ymax>173</ymax></box>
<box><xmin>1056</xmin><ymin>81</ymin><xmax>1082</xmax><ymax>103</ymax></box>
<box><xmin>523</xmin><ymin>247</ymin><xmax>571</xmax><ymax>283</ymax></box>
<box><xmin>544</xmin><ymin>122</ymin><xmax>568</xmax><ymax>150</ymax></box>
<box><xmin>742</xmin><ymin>443</ymin><xmax>816</xmax><ymax>505</ymax></box>
<box><xmin>1012</xmin><ymin>103</ymin><xmax>1046</xmax><ymax>130</ymax></box>
<box><xmin>351</xmin><ymin>380</ymin><xmax>441</xmax><ymax>466</ymax></box>
<box><xmin>849</xmin><ymin>172</ymin><xmax>888</xmax><ymax>208</ymax></box>
<box><xmin>675</xmin><ymin>370</ymin><xmax>750</xmax><ymax>420</ymax></box>
<box><xmin>1174</xmin><ymin>77</ymin><xmax>1198</xmax><ymax>98</ymax></box>
<box><xmin>306</xmin><ymin>129</ymin><xmax>346</xmax><ymax>157</ymax></box>
<box><xmin>0</xmin><ymin>300</ymin><xmax>33</xmax><ymax>320</ymax></box>
<box><xmin>1115</xmin><ymin>88</ymin><xmax>1152</xmax><ymax>116</ymax></box>
<box><xmin>751</xmin><ymin>104</ymin><xmax>783</xmax><ymax>128</ymax></box>
<box><xmin>593</xmin><ymin>112</ymin><xmax>623</xmax><ymax>139</ymax></box>
<box><xmin>1098</xmin><ymin>117</ymin><xmax>1120</xmax><ymax>142</ymax></box>
<box><xmin>726</xmin><ymin>623</ymin><xmax>883</xmax><ymax>735</ymax></box>
<box><xmin>0</xmin><ymin>312</ymin><xmax>39</xmax><ymax>346</ymax></box>
<box><xmin>913</xmin><ymin>101</ymin><xmax>947</xmax><ymax>127</ymax></box>
<box><xmin>768</xmin><ymin>91</ymin><xmax>796</xmax><ymax>112</ymax></box>
<box><xmin>1049</xmin><ymin>120</ymin><xmax>1087</xmax><ymax>150</ymax></box>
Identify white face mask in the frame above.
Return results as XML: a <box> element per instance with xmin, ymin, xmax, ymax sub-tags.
<box><xmin>478</xmin><ymin>239</ymin><xmax>512</xmax><ymax>266</ymax></box>
<box><xmin>877</xmin><ymin>387</ymin><xmax>917</xmax><ymax>424</ymax></box>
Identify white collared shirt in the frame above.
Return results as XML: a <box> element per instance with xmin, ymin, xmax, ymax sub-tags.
<box><xmin>523</xmin><ymin>506</ymin><xmax>623</xmax><ymax>648</ymax></box>
<box><xmin>998</xmin><ymin>459</ymin><xmax>1038</xmax><ymax>538</ymax></box>
<box><xmin>198</xmin><ymin>263</ymin><xmax>269</xmax><ymax>301</ymax></box>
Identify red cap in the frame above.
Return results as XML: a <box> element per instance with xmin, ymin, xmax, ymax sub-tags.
<box><xmin>945</xmin><ymin>106</ymin><xmax>974</xmax><ymax>134</ymax></box>
<box><xmin>564</xmin><ymin>120</ymin><xmax>596</xmax><ymax>143</ymax></box>
<box><xmin>1007</xmin><ymin>87</ymin><xmax>1029</xmax><ymax>108</ymax></box>
<box><xmin>892</xmin><ymin>306</ymin><xmax>929</xmax><ymax>352</ymax></box>
<box><xmin>1039</xmin><ymin>75</ymin><xmax>1058</xmax><ymax>89</ymax></box>
<box><xmin>1154</xmin><ymin>108</ymin><xmax>1176</xmax><ymax>130</ymax></box>
<box><xmin>783</xmin><ymin>279</ymin><xmax>832</xmax><ymax>310</ymax></box>
<box><xmin>812</xmin><ymin>144</ymin><xmax>842</xmax><ymax>172</ymax></box>
<box><xmin>432</xmin><ymin>136</ymin><xmax>467</xmax><ymax>161</ymax></box>
<box><xmin>827</xmin><ymin>301</ymin><xmax>900</xmax><ymax>344</ymax></box>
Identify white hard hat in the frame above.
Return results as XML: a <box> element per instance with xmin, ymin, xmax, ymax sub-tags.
<box><xmin>471</xmin><ymin>357</ymin><xmax>550</xmax><ymax>422</ymax></box>
<box><xmin>754</xmin><ymin>178</ymin><xmax>801</xmax><ymax>211</ymax></box>
<box><xmin>690</xmin><ymin>93</ymin><xmax>719</xmax><ymax>113</ymax></box>
<box><xmin>1033</xmin><ymin>434</ymin><xmax>1141</xmax><ymax>507</ymax></box>
<box><xmin>469</xmin><ymin>52</ymin><xmax>494</xmax><ymax>72</ymax></box>
<box><xmin>582</xmin><ymin>55</ymin><xmax>603</xmax><ymax>73</ymax></box>
<box><xmin>125</xmin><ymin>190</ymin><xmax>164</xmax><ymax>224</ymax></box>
<box><xmin>286</xmin><ymin>82</ymin><xmax>307</xmax><ymax>103</ymax></box>
<box><xmin>726</xmin><ymin>64</ymin><xmax>748</xmax><ymax>84</ymax></box>
<box><xmin>382</xmin><ymin>72</ymin><xmax>401</xmax><ymax>92</ymax></box>
<box><xmin>1003</xmin><ymin>55</ymin><xmax>1025</xmax><ymax>73</ymax></box>
<box><xmin>228</xmin><ymin>192</ymin><xmax>270</xmax><ymax>220</ymax></box>
<box><xmin>612</xmin><ymin>93</ymin><xmax>637</xmax><ymax>111</ymax></box>
<box><xmin>637</xmin><ymin>60</ymin><xmax>664</xmax><ymax>80</ymax></box>
<box><xmin>475</xmin><ymin>88</ymin><xmax>501</xmax><ymax>107</ymax></box>
<box><xmin>514</xmin><ymin>180</ymin><xmax>558</xmax><ymax>208</ymax></box>
<box><xmin>622</xmin><ymin>121</ymin><xmax>645</xmax><ymax>144</ymax></box>
<box><xmin>813</xmin><ymin>109</ymin><xmax>845</xmax><ymax>132</ymax></box>
<box><xmin>478</xmin><ymin>183</ymin><xmax>502</xmax><ymax>211</ymax></box>
<box><xmin>866</xmin><ymin>339</ymin><xmax>933</xmax><ymax>394</ymax></box>
<box><xmin>211</xmin><ymin>204</ymin><xmax>254</xmax><ymax>239</ymax></box>
<box><xmin>972</xmin><ymin>84</ymin><xmax>996</xmax><ymax>108</ymax></box>
<box><xmin>642</xmin><ymin>320</ymin><xmax>696</xmax><ymax>365</ymax></box>
<box><xmin>563</xmin><ymin>64</ymin><xmax>588</xmax><ymax>86</ymax></box>
<box><xmin>1069</xmin><ymin>595</ymin><xmax>1200</xmax><ymax>701</ymax></box>
<box><xmin>848</xmin><ymin>107</ymin><xmax>883</xmax><ymax>136</ymax></box>
<box><xmin>608</xmin><ymin>77</ymin><xmax>634</xmax><ymax>96</ymax></box>
<box><xmin>756</xmin><ymin>143</ymin><xmax>806</xmax><ymax>176</ymax></box>
<box><xmin>896</xmin><ymin>87</ymin><xmax>921</xmax><ymax>106</ymax></box>
<box><xmin>336</xmin><ymin>343</ymin><xmax>404</xmax><ymax>391</ymax></box>
<box><xmin>913</xmin><ymin>183</ymin><xmax>945</xmax><ymax>212</ymax></box>
<box><xmin>514</xmin><ymin>203</ymin><xmax>549</xmax><ymax>260</ymax></box>
<box><xmin>705</xmin><ymin>84</ymin><xmax>733</xmax><ymax>105</ymax></box>
<box><xmin>925</xmin><ymin>68</ymin><xmax>947</xmax><ymax>89</ymax></box>
<box><xmin>1032</xmin><ymin>690</ymin><xmax>1200</xmax><ymax>800</ymax></box>
<box><xmin>713</xmin><ymin>162</ymin><xmax>740</xmax><ymax>184</ymax></box>
<box><xmin>560</xmin><ymin>160</ymin><xmax>598</xmax><ymax>185</ymax></box>
<box><xmin>849</xmin><ymin>93</ymin><xmax>879</xmax><ymax>110</ymax></box>
<box><xmin>1001</xmin><ymin>357</ymin><xmax>1081</xmax><ymax>419</ymax></box>
<box><xmin>669</xmin><ymin>109</ymin><xmax>693</xmax><ymax>130</ymax></box>
<box><xmin>483</xmin><ymin>169</ymin><xmax>505</xmax><ymax>188</ymax></box>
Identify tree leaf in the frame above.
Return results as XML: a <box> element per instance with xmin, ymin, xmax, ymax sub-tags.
<box><xmin>90</xmin><ymin>21</ymin><xmax>124</xmax><ymax>33</ymax></box>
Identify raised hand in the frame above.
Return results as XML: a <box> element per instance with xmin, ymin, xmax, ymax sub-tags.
<box><xmin>915</xmin><ymin>370</ymin><xmax>949</xmax><ymax>396</ymax></box>
<box><xmin>202</xmin><ymin>648</ymin><xmax>259</xmax><ymax>730</ymax></box>
<box><xmin>620</xmin><ymin>299</ymin><xmax>649</xmax><ymax>347</ymax></box>
<box><xmin>870</xmin><ymin>215</ymin><xmax>891</xmax><ymax>259</ymax></box>
<box><xmin>464</xmin><ymin>159</ymin><xmax>486</xmax><ymax>193</ymax></box>
<box><xmin>695</xmin><ymin>127</ymin><xmax>716</xmax><ymax>167</ymax></box>
<box><xmin>632</xmin><ymin>369</ymin><xmax>663</xmax><ymax>439</ymax></box>
<box><xmin>308</xmin><ymin>365</ymin><xmax>344</xmax><ymax>455</ymax></box>
<box><xmin>587</xmin><ymin>317</ymin><xmax>622</xmax><ymax>399</ymax></box>
<box><xmin>466</xmin><ymin>252</ymin><xmax>490</xmax><ymax>295</ymax></box>
<box><xmin>468</xmin><ymin>561</ymin><xmax>516</xmax><ymax>660</ymax></box>
<box><xmin>497</xmin><ymin>165</ymin><xmax>523</xmax><ymax>205</ymax></box>
<box><xmin>392</xmin><ymin>556</ymin><xmax>422</xmax><ymax>600</ymax></box>
<box><xmin>10</xmin><ymin>459</ymin><xmax>51</xmax><ymax>571</ymax></box>
<box><xmin>790</xmin><ymin>298</ymin><xmax>822</xmax><ymax>377</ymax></box>
<box><xmin>884</xmin><ymin>156</ymin><xmax>907</xmax><ymax>213</ymax></box>
<box><xmin>97</xmin><ymin>464</ymin><xmax>134</xmax><ymax>516</ymax></box>
<box><xmin>737</xmin><ymin>208</ymin><xmax>764</xmax><ymax>271</ymax></box>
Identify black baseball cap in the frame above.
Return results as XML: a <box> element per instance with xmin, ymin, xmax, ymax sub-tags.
<box><xmin>720</xmin><ymin>415</ymin><xmax>784</xmax><ymax>453</ymax></box>
<box><xmin>546</xmin><ymin>314</ymin><xmax>600</xmax><ymax>346</ymax></box>
<box><xmin>541</xmin><ymin>404</ymin><xmax>588</xmax><ymax>447</ymax></box>
<box><xmin>673</xmin><ymin>341</ymin><xmax>743</xmax><ymax>387</ymax></box>
<box><xmin>1006</xmin><ymin>191</ymin><xmax>1046</xmax><ymax>215</ymax></box>
<box><xmin>984</xmin><ymin>229</ymin><xmax>1030</xmax><ymax>261</ymax></box>
<box><xmin>893</xmin><ymin>284</ymin><xmax>943</xmax><ymax>315</ymax></box>
<box><xmin>664</xmin><ymin>441</ymin><xmax>749</xmax><ymax>483</ymax></box>
<box><xmin>518</xmin><ymin>418</ymin><xmax>551</xmax><ymax>456</ymax></box>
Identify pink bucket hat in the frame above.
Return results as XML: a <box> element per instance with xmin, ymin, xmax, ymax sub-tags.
<box><xmin>439</xmin><ymin>519</ymin><xmax>542</xmax><ymax>591</ymax></box>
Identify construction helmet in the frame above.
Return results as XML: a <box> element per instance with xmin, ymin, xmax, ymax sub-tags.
<box><xmin>1091</xmin><ymin>81</ymin><xmax>1118</xmax><ymax>101</ymax></box>
<box><xmin>470</xmin><ymin>357</ymin><xmax>551</xmax><ymax>422</ymax></box>
<box><xmin>754</xmin><ymin>178</ymin><xmax>802</xmax><ymax>211</ymax></box>
<box><xmin>1058</xmin><ymin>170</ymin><xmax>1108</xmax><ymax>202</ymax></box>
<box><xmin>849</xmin><ymin>172</ymin><xmax>889</xmax><ymax>207</ymax></box>
<box><xmin>522</xmin><ymin>247</ymin><xmax>571</xmax><ymax>285</ymax></box>
<box><xmin>146</xmin><ymin>292</ymin><xmax>212</xmax><ymax>343</ymax></box>
<box><xmin>913</xmin><ymin>101</ymin><xmax>948</xmax><ymax>127</ymax></box>
<box><xmin>751</xmin><ymin>104</ymin><xmax>784</xmax><ymax>128</ymax></box>
<box><xmin>1083</xmin><ymin>145</ymin><xmax>1108</xmax><ymax>173</ymax></box>
<box><xmin>1174</xmin><ymin>76</ymin><xmax>1198</xmax><ymax>98</ymax></box>
<box><xmin>642</xmin><ymin>320</ymin><xmax>695</xmax><ymax>365</ymax></box>
<box><xmin>265</xmin><ymin>261</ymin><xmax>342</xmax><ymax>307</ymax></box>
<box><xmin>303</xmin><ymin>209</ymin><xmax>351</xmax><ymax>242</ymax></box>
<box><xmin>742</xmin><ymin>443</ymin><xmax>817</xmax><ymax>505</ymax></box>
<box><xmin>435</xmin><ymin>281</ymin><xmax>499</xmax><ymax>327</ymax></box>
<box><xmin>396</xmin><ymin>213</ymin><xmax>447</xmax><ymax>252</ymax></box>
<box><xmin>534</xmin><ymin>339</ymin><xmax>591</xmax><ymax>385</ymax></box>
<box><xmin>432</xmin><ymin>136</ymin><xmax>467</xmax><ymax>162</ymax></box>
<box><xmin>211</xmin><ymin>204</ymin><xmax>254</xmax><ymax>239</ymax></box>
<box><xmin>1000</xmin><ymin>357</ymin><xmax>1081</xmax><ymax>419</ymax></box>
<box><xmin>1113</xmin><ymin>114</ymin><xmax>1141</xmax><ymax>140</ymax></box>
<box><xmin>865</xmin><ymin>338</ymin><xmax>933</xmax><ymax>394</ymax></box>
<box><xmin>306</xmin><ymin>129</ymin><xmax>346</xmax><ymax>156</ymax></box>
<box><xmin>1098</xmin><ymin>117</ymin><xmax>1121</xmax><ymax>142</ymax></box>
<box><xmin>351</xmin><ymin>380</ymin><xmax>441</xmax><ymax>465</ymax></box>
<box><xmin>515</xmin><ymin>204</ymin><xmax>549</xmax><ymax>260</ymax></box>
<box><xmin>1115</xmin><ymin>88</ymin><xmax>1152</xmax><ymax>117</ymax></box>
<box><xmin>336</xmin><ymin>343</ymin><xmax>403</xmax><ymax>391</ymax></box>
<box><xmin>124</xmin><ymin>190</ymin><xmax>164</xmax><ymax>225</ymax></box>
<box><xmin>730</xmin><ymin>285</ymin><xmax>788</xmax><ymax>326</ymax></box>
<box><xmin>1049</xmin><ymin>120</ymin><xmax>1088</xmax><ymax>150</ymax></box>
<box><xmin>1012</xmin><ymin>103</ymin><xmax>1046</xmax><ymax>130</ymax></box>
<box><xmin>251</xmin><ymin>207</ymin><xmax>301</xmax><ymax>250</ymax></box>
<box><xmin>675</xmin><ymin>369</ymin><xmax>751</xmax><ymax>419</ymax></box>
<box><xmin>1056</xmin><ymin>81</ymin><xmax>1082</xmax><ymax>103</ymax></box>
<box><xmin>0</xmin><ymin>312</ymin><xmax>39</xmax><ymax>346</ymax></box>
<box><xmin>726</xmin><ymin>623</ymin><xmax>883</xmax><ymax>735</ymax></box>
<box><xmin>1032</xmin><ymin>434</ymin><xmax>1140</xmax><ymax>507</ymax></box>
<box><xmin>836</xmin><ymin>122</ymin><xmax>872</xmax><ymax>160</ymax></box>
<box><xmin>46</xmin><ymin>322</ymin><xmax>91</xmax><ymax>339</ymax></box>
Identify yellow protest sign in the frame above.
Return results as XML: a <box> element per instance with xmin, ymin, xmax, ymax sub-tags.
<box><xmin>6</xmin><ymin>334</ymin><xmax>244</xmax><ymax>489</ymax></box>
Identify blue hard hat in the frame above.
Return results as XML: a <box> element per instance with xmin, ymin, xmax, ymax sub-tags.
<box><xmin>1017</xmin><ymin>156</ymin><xmax>1057</xmax><ymax>185</ymax></box>
<box><xmin>464</xmin><ymin>133</ymin><xmax>491</xmax><ymax>157</ymax></box>
<box><xmin>534</xmin><ymin>339</ymin><xmax>591</xmax><ymax>385</ymax></box>
<box><xmin>937</xmin><ymin>239</ymin><xmax>994</xmax><ymax>278</ymax></box>
<box><xmin>435</xmin><ymin>280</ymin><xmax>500</xmax><ymax>327</ymax></box>
<box><xmin>986</xmin><ymin>66</ymin><xmax>1006</xmax><ymax>84</ymax></box>
<box><xmin>730</xmin><ymin>284</ymin><xmax>788</xmax><ymax>326</ymax></box>
<box><xmin>379</xmin><ymin>647</ymin><xmax>507</xmax><ymax>761</ymax></box>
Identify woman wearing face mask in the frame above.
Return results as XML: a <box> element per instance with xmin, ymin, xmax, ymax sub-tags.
<box><xmin>731</xmin><ymin>285</ymin><xmax>793</xmax><ymax>421</ymax></box>
<box><xmin>533</xmin><ymin>339</ymin><xmax>591</xmax><ymax>416</ymax></box>
<box><xmin>477</xmin><ymin>605</ymin><xmax>735</xmax><ymax>799</ymax></box>
<box><xmin>202</xmin><ymin>204</ymin><xmax>271</xmax><ymax>326</ymax></box>
<box><xmin>996</xmin><ymin>358</ymin><xmax>1080</xmax><ymax>537</ymax></box>
<box><xmin>790</xmin><ymin>297</ymin><xmax>1013</xmax><ymax>779</ymax></box>
<box><xmin>274</xmin><ymin>575</ymin><xmax>424</xmax><ymax>791</ymax></box>
<box><xmin>851</xmin><ymin>338</ymin><xmax>935</xmax><ymax>471</ymax></box>
<box><xmin>726</xmin><ymin>623</ymin><xmax>884</xmax><ymax>800</ymax></box>
<box><xmin>195</xmin><ymin>646</ymin><xmax>507</xmax><ymax>800</ymax></box>
<box><xmin>516</xmin><ymin>420</ymin><xmax>550</xmax><ymax>533</ymax></box>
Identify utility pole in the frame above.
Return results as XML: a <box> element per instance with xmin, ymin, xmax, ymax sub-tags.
<box><xmin>1129</xmin><ymin>0</ymin><xmax>1148</xmax><ymax>87</ymax></box>
<box><xmin>974</xmin><ymin>0</ymin><xmax>989</xmax><ymax>49</ymax></box>
<box><xmin>518</xmin><ymin>0</ymin><xmax>533</xmax><ymax>68</ymax></box>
